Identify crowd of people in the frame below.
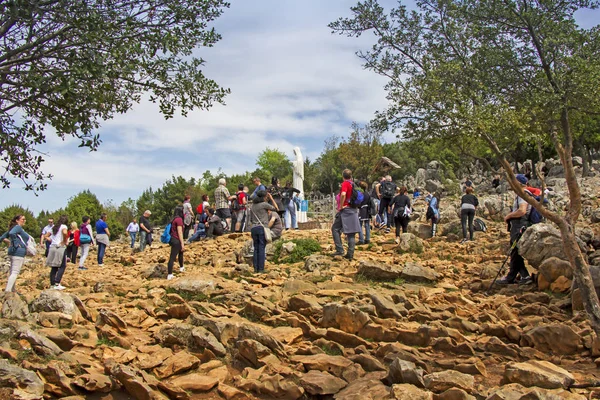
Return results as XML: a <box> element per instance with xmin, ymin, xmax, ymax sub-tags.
<box><xmin>3</xmin><ymin>170</ymin><xmax>543</xmax><ymax>291</ymax></box>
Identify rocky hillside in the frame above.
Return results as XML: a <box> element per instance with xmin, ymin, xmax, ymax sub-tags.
<box><xmin>2</xmin><ymin>184</ymin><xmax>600</xmax><ymax>399</ymax></box>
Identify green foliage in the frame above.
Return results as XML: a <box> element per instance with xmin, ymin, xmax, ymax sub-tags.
<box><xmin>1</xmin><ymin>0</ymin><xmax>230</xmax><ymax>191</ymax></box>
<box><xmin>140</xmin><ymin>176</ymin><xmax>200</xmax><ymax>225</ymax></box>
<box><xmin>337</xmin><ymin>122</ymin><xmax>384</xmax><ymax>182</ymax></box>
<box><xmin>0</xmin><ymin>204</ymin><xmax>40</xmax><ymax>239</ymax></box>
<box><xmin>255</xmin><ymin>148</ymin><xmax>293</xmax><ymax>184</ymax></box>
<box><xmin>64</xmin><ymin>190</ymin><xmax>103</xmax><ymax>227</ymax></box>
<box><xmin>272</xmin><ymin>238</ymin><xmax>322</xmax><ymax>264</ymax></box>
<box><xmin>101</xmin><ymin>200</ymin><xmax>125</xmax><ymax>238</ymax></box>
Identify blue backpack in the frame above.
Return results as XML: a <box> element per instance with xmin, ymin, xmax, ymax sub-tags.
<box><xmin>349</xmin><ymin>184</ymin><xmax>364</xmax><ymax>208</ymax></box>
<box><xmin>160</xmin><ymin>222</ymin><xmax>172</xmax><ymax>244</ymax></box>
<box><xmin>524</xmin><ymin>190</ymin><xmax>548</xmax><ymax>224</ymax></box>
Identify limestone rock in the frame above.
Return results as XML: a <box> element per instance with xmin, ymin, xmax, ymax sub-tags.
<box><xmin>18</xmin><ymin>328</ymin><xmax>63</xmax><ymax>356</ymax></box>
<box><xmin>397</xmin><ymin>233</ymin><xmax>424</xmax><ymax>254</ymax></box>
<box><xmin>110</xmin><ymin>363</ymin><xmax>166</xmax><ymax>400</ymax></box>
<box><xmin>1</xmin><ymin>292</ymin><xmax>29</xmax><ymax>320</ymax></box>
<box><xmin>358</xmin><ymin>260</ymin><xmax>403</xmax><ymax>281</ymax></box>
<box><xmin>538</xmin><ymin>257</ymin><xmax>573</xmax><ymax>283</ymax></box>
<box><xmin>521</xmin><ymin>324</ymin><xmax>580</xmax><ymax>355</ymax></box>
<box><xmin>423</xmin><ymin>370</ymin><xmax>475</xmax><ymax>394</ymax></box>
<box><xmin>384</xmin><ymin>358</ymin><xmax>425</xmax><ymax>387</ymax></box>
<box><xmin>503</xmin><ymin>361</ymin><xmax>574</xmax><ymax>389</ymax></box>
<box><xmin>321</xmin><ymin>303</ymin><xmax>371</xmax><ymax>334</ymax></box>
<box><xmin>370</xmin><ymin>293</ymin><xmax>406</xmax><ymax>319</ymax></box>
<box><xmin>305</xmin><ymin>254</ymin><xmax>333</xmax><ymax>272</ymax></box>
<box><xmin>391</xmin><ymin>384</ymin><xmax>432</xmax><ymax>400</ymax></box>
<box><xmin>30</xmin><ymin>290</ymin><xmax>79</xmax><ymax>316</ymax></box>
<box><xmin>168</xmin><ymin>276</ymin><xmax>215</xmax><ymax>294</ymax></box>
<box><xmin>168</xmin><ymin>374</ymin><xmax>219</xmax><ymax>392</ymax></box>
<box><xmin>153</xmin><ymin>351</ymin><xmax>200</xmax><ymax>379</ymax></box>
<box><xmin>334</xmin><ymin>377</ymin><xmax>391</xmax><ymax>400</ymax></box>
<box><xmin>402</xmin><ymin>262</ymin><xmax>438</xmax><ymax>283</ymax></box>
<box><xmin>191</xmin><ymin>326</ymin><xmax>227</xmax><ymax>357</ymax></box>
<box><xmin>292</xmin><ymin>354</ymin><xmax>355</xmax><ymax>379</ymax></box>
<box><xmin>73</xmin><ymin>373</ymin><xmax>115</xmax><ymax>393</ymax></box>
<box><xmin>0</xmin><ymin>359</ymin><xmax>45</xmax><ymax>397</ymax></box>
<box><xmin>518</xmin><ymin>224</ymin><xmax>567</xmax><ymax>269</ymax></box>
<box><xmin>300</xmin><ymin>370</ymin><xmax>347</xmax><ymax>395</ymax></box>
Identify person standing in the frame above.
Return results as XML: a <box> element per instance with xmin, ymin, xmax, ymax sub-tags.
<box><xmin>282</xmin><ymin>181</ymin><xmax>301</xmax><ymax>230</ymax></box>
<box><xmin>268</xmin><ymin>177</ymin><xmax>284</xmax><ymax>218</ymax></box>
<box><xmin>95</xmin><ymin>213</ymin><xmax>110</xmax><ymax>267</ymax></box>
<box><xmin>248</xmin><ymin>190</ymin><xmax>277</xmax><ymax>273</ymax></box>
<box><xmin>182</xmin><ymin>195</ymin><xmax>194</xmax><ymax>240</ymax></box>
<box><xmin>233</xmin><ymin>183</ymin><xmax>248</xmax><ymax>232</ymax></box>
<box><xmin>66</xmin><ymin>222</ymin><xmax>79</xmax><ymax>264</ymax></box>
<box><xmin>139</xmin><ymin>210</ymin><xmax>152</xmax><ymax>252</ymax></box>
<box><xmin>498</xmin><ymin>174</ymin><xmax>533</xmax><ymax>285</ymax></box>
<box><xmin>358</xmin><ymin>181</ymin><xmax>372</xmax><ymax>245</ymax></box>
<box><xmin>460</xmin><ymin>187</ymin><xmax>479</xmax><ymax>243</ymax></box>
<box><xmin>391</xmin><ymin>186</ymin><xmax>411</xmax><ymax>243</ymax></box>
<box><xmin>78</xmin><ymin>216</ymin><xmax>95</xmax><ymax>271</ymax></box>
<box><xmin>40</xmin><ymin>218</ymin><xmax>54</xmax><ymax>257</ymax></box>
<box><xmin>250</xmin><ymin>177</ymin><xmax>267</xmax><ymax>201</ymax></box>
<box><xmin>166</xmin><ymin>206</ymin><xmax>185</xmax><ymax>280</ymax></box>
<box><xmin>126</xmin><ymin>218</ymin><xmax>139</xmax><ymax>248</ymax></box>
<box><xmin>214</xmin><ymin>178</ymin><xmax>234</xmax><ymax>231</ymax></box>
<box><xmin>376</xmin><ymin>176</ymin><xmax>397</xmax><ymax>233</ymax></box>
<box><xmin>428</xmin><ymin>191</ymin><xmax>441</xmax><ymax>237</ymax></box>
<box><xmin>0</xmin><ymin>215</ymin><xmax>31</xmax><ymax>293</ymax></box>
<box><xmin>331</xmin><ymin>169</ymin><xmax>361</xmax><ymax>261</ymax></box>
<box><xmin>45</xmin><ymin>215</ymin><xmax>69</xmax><ymax>290</ymax></box>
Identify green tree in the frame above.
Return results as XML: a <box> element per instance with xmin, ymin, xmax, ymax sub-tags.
<box><xmin>255</xmin><ymin>148</ymin><xmax>293</xmax><ymax>184</ymax></box>
<box><xmin>146</xmin><ymin>176</ymin><xmax>198</xmax><ymax>224</ymax></box>
<box><xmin>337</xmin><ymin>122</ymin><xmax>383</xmax><ymax>182</ymax></box>
<box><xmin>64</xmin><ymin>190</ymin><xmax>103</xmax><ymax>227</ymax></box>
<box><xmin>331</xmin><ymin>0</ymin><xmax>600</xmax><ymax>333</ymax></box>
<box><xmin>1</xmin><ymin>0</ymin><xmax>230</xmax><ymax>191</ymax></box>
<box><xmin>314</xmin><ymin>136</ymin><xmax>342</xmax><ymax>194</ymax></box>
<box><xmin>117</xmin><ymin>198</ymin><xmax>137</xmax><ymax>228</ymax></box>
<box><xmin>102</xmin><ymin>200</ymin><xmax>125</xmax><ymax>238</ymax></box>
<box><xmin>0</xmin><ymin>204</ymin><xmax>40</xmax><ymax>239</ymax></box>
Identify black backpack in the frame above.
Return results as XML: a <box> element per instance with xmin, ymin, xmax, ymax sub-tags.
<box><xmin>381</xmin><ymin>181</ymin><xmax>396</xmax><ymax>199</ymax></box>
<box><xmin>231</xmin><ymin>193</ymin><xmax>241</xmax><ymax>211</ymax></box>
<box><xmin>473</xmin><ymin>218</ymin><xmax>487</xmax><ymax>232</ymax></box>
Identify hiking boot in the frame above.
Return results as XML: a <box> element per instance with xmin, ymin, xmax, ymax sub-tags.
<box><xmin>394</xmin><ymin>237</ymin><xmax>400</xmax><ymax>244</ymax></box>
<box><xmin>78</xmin><ymin>266</ymin><xmax>88</xmax><ymax>271</ymax></box>
<box><xmin>460</xmin><ymin>238</ymin><xmax>468</xmax><ymax>244</ymax></box>
<box><xmin>329</xmin><ymin>252</ymin><xmax>344</xmax><ymax>257</ymax></box>
<box><xmin>519</xmin><ymin>276</ymin><xmax>533</xmax><ymax>285</ymax></box>
<box><xmin>343</xmin><ymin>254</ymin><xmax>353</xmax><ymax>261</ymax></box>
<box><xmin>496</xmin><ymin>277</ymin><xmax>514</xmax><ymax>285</ymax></box>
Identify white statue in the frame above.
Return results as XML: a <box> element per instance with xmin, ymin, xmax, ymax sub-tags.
<box><xmin>292</xmin><ymin>147</ymin><xmax>307</xmax><ymax>223</ymax></box>
<box><xmin>292</xmin><ymin>147</ymin><xmax>304</xmax><ymax>197</ymax></box>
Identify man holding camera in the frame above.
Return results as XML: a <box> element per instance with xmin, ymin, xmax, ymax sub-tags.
<box><xmin>497</xmin><ymin>174</ymin><xmax>533</xmax><ymax>285</ymax></box>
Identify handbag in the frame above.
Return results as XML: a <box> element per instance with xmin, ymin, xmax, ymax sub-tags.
<box><xmin>79</xmin><ymin>234</ymin><xmax>92</xmax><ymax>244</ymax></box>
<box><xmin>251</xmin><ymin>209</ymin><xmax>273</xmax><ymax>243</ymax></box>
<box><xmin>18</xmin><ymin>234</ymin><xmax>37</xmax><ymax>256</ymax></box>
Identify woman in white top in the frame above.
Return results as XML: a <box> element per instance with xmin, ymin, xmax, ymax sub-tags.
<box><xmin>126</xmin><ymin>218</ymin><xmax>139</xmax><ymax>248</ymax></box>
<box><xmin>78</xmin><ymin>216</ymin><xmax>96</xmax><ymax>271</ymax></box>
<box><xmin>45</xmin><ymin>215</ymin><xmax>69</xmax><ymax>290</ymax></box>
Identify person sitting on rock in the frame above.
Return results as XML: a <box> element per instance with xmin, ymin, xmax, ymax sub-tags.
<box><xmin>498</xmin><ymin>174</ymin><xmax>533</xmax><ymax>285</ymax></box>
<box><xmin>205</xmin><ymin>208</ymin><xmax>224</xmax><ymax>239</ymax></box>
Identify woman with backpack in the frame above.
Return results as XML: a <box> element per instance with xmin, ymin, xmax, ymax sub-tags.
<box><xmin>45</xmin><ymin>215</ymin><xmax>69</xmax><ymax>290</ymax></box>
<box><xmin>248</xmin><ymin>190</ymin><xmax>277</xmax><ymax>273</ymax></box>
<box><xmin>460</xmin><ymin>186</ymin><xmax>479</xmax><ymax>243</ymax></box>
<box><xmin>78</xmin><ymin>216</ymin><xmax>95</xmax><ymax>271</ymax></box>
<box><xmin>391</xmin><ymin>186</ymin><xmax>411</xmax><ymax>243</ymax></box>
<box><xmin>167</xmin><ymin>206</ymin><xmax>185</xmax><ymax>280</ymax></box>
<box><xmin>182</xmin><ymin>195</ymin><xmax>194</xmax><ymax>240</ymax></box>
<box><xmin>66</xmin><ymin>222</ymin><xmax>79</xmax><ymax>263</ymax></box>
<box><xmin>358</xmin><ymin>181</ymin><xmax>372</xmax><ymax>245</ymax></box>
<box><xmin>267</xmin><ymin>177</ymin><xmax>285</xmax><ymax>218</ymax></box>
<box><xmin>428</xmin><ymin>190</ymin><xmax>441</xmax><ymax>237</ymax></box>
<box><xmin>0</xmin><ymin>215</ymin><xmax>31</xmax><ymax>293</ymax></box>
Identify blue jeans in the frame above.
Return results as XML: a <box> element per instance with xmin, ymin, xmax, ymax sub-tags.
<box><xmin>358</xmin><ymin>219</ymin><xmax>371</xmax><ymax>243</ymax></box>
<box><xmin>129</xmin><ymin>232</ymin><xmax>137</xmax><ymax>248</ymax></box>
<box><xmin>187</xmin><ymin>223</ymin><xmax>206</xmax><ymax>242</ymax></box>
<box><xmin>284</xmin><ymin>201</ymin><xmax>297</xmax><ymax>229</ymax></box>
<box><xmin>97</xmin><ymin>243</ymin><xmax>106</xmax><ymax>264</ymax></box>
<box><xmin>251</xmin><ymin>226</ymin><xmax>266</xmax><ymax>273</ymax></box>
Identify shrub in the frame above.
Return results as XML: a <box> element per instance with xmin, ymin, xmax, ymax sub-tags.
<box><xmin>273</xmin><ymin>238</ymin><xmax>321</xmax><ymax>264</ymax></box>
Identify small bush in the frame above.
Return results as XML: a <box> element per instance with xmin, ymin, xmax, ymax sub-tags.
<box><xmin>273</xmin><ymin>238</ymin><xmax>321</xmax><ymax>264</ymax></box>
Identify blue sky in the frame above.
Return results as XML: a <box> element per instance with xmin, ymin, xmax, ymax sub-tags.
<box><xmin>2</xmin><ymin>0</ymin><xmax>599</xmax><ymax>214</ymax></box>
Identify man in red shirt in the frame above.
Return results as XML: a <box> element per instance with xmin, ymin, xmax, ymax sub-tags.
<box><xmin>331</xmin><ymin>169</ymin><xmax>361</xmax><ymax>260</ymax></box>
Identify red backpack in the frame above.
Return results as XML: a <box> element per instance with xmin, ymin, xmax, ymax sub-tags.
<box><xmin>196</xmin><ymin>203</ymin><xmax>203</xmax><ymax>214</ymax></box>
<box><xmin>74</xmin><ymin>230</ymin><xmax>81</xmax><ymax>246</ymax></box>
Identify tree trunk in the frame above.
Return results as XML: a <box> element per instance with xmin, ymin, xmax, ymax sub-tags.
<box><xmin>557</xmin><ymin>220</ymin><xmax>600</xmax><ymax>336</ymax></box>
